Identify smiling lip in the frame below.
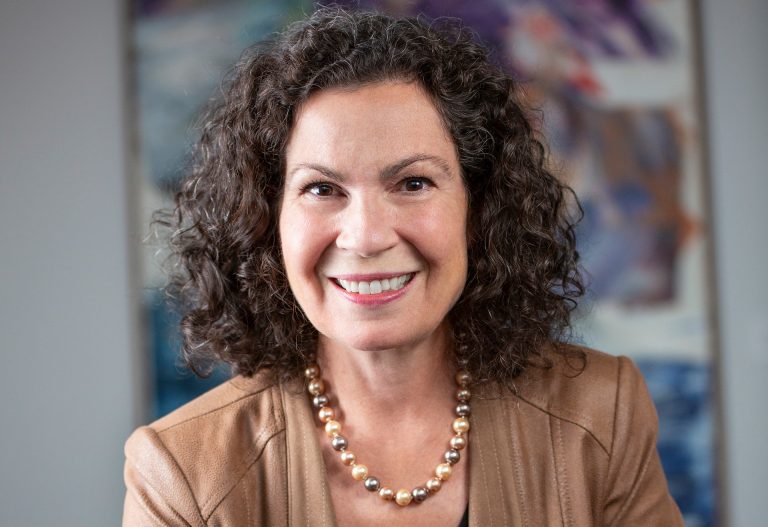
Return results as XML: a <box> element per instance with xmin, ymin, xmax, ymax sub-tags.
<box><xmin>331</xmin><ymin>272</ymin><xmax>412</xmax><ymax>281</ymax></box>
<box><xmin>328</xmin><ymin>272</ymin><xmax>416</xmax><ymax>306</ymax></box>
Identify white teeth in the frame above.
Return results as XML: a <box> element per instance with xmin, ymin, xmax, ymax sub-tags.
<box><xmin>335</xmin><ymin>274</ymin><xmax>413</xmax><ymax>294</ymax></box>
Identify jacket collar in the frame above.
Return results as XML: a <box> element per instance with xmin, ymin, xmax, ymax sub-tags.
<box><xmin>278</xmin><ymin>378</ymin><xmax>522</xmax><ymax>526</ymax></box>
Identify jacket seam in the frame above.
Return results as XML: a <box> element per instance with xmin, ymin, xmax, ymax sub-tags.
<box><xmin>475</xmin><ymin>401</ymin><xmax>495</xmax><ymax>527</ymax></box>
<box><xmin>496</xmin><ymin>398</ymin><xmax>516</xmax><ymax>525</ymax></box>
<box><xmin>228</xmin><ymin>375</ymin><xmax>276</xmax><ymax>393</ymax></box>
<box><xmin>202</xmin><ymin>427</ymin><xmax>286</xmax><ymax>520</ymax></box>
<box><xmin>514</xmin><ymin>394</ymin><xmax>610</xmax><ymax>456</ymax></box>
<box><xmin>504</xmin><ymin>400</ymin><xmax>530</xmax><ymax>526</ymax></box>
<box><xmin>278</xmin><ymin>381</ymin><xmax>295</xmax><ymax>527</ymax></box>
<box><xmin>128</xmin><ymin>463</ymin><xmax>195</xmax><ymax>526</ymax></box>
<box><xmin>551</xmin><ymin>416</ymin><xmax>574</xmax><ymax>526</ymax></box>
<box><xmin>130</xmin><ymin>428</ymin><xmax>205</xmax><ymax>526</ymax></box>
<box><xmin>274</xmin><ymin>384</ymin><xmax>291</xmax><ymax>526</ymax></box>
<box><xmin>599</xmin><ymin>357</ymin><xmax>624</xmax><ymax>525</ymax></box>
<box><xmin>606</xmin><ymin>444</ymin><xmax>655</xmax><ymax>527</ymax></box>
<box><xmin>609</xmin><ymin>358</ymin><xmax>622</xmax><ymax>458</ymax></box>
<box><xmin>155</xmin><ymin>388</ymin><xmax>274</xmax><ymax>434</ymax></box>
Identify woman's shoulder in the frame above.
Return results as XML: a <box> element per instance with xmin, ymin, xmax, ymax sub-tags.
<box><xmin>510</xmin><ymin>345</ymin><xmax>655</xmax><ymax>455</ymax></box>
<box><xmin>146</xmin><ymin>370</ymin><xmax>282</xmax><ymax>434</ymax></box>
<box><xmin>122</xmin><ymin>371</ymin><xmax>288</xmax><ymax>524</ymax></box>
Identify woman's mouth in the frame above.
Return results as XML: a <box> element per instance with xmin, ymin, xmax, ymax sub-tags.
<box><xmin>329</xmin><ymin>273</ymin><xmax>416</xmax><ymax>305</ymax></box>
<box><xmin>332</xmin><ymin>273</ymin><xmax>414</xmax><ymax>294</ymax></box>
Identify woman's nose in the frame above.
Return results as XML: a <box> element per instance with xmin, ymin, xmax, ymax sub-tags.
<box><xmin>335</xmin><ymin>195</ymin><xmax>398</xmax><ymax>257</ymax></box>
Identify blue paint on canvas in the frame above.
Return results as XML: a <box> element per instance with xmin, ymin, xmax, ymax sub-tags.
<box><xmin>638</xmin><ymin>359</ymin><xmax>716</xmax><ymax>527</ymax></box>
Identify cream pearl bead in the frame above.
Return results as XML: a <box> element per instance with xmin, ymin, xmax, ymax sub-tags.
<box><xmin>340</xmin><ymin>451</ymin><xmax>356</xmax><ymax>466</ymax></box>
<box><xmin>351</xmin><ymin>464</ymin><xmax>368</xmax><ymax>481</ymax></box>
<box><xmin>325</xmin><ymin>420</ymin><xmax>341</xmax><ymax>437</ymax></box>
<box><xmin>395</xmin><ymin>489</ymin><xmax>413</xmax><ymax>507</ymax></box>
<box><xmin>436</xmin><ymin>463</ymin><xmax>453</xmax><ymax>481</ymax></box>
<box><xmin>452</xmin><ymin>417</ymin><xmax>470</xmax><ymax>434</ymax></box>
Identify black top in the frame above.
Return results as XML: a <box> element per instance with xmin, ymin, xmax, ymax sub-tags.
<box><xmin>457</xmin><ymin>505</ymin><xmax>469</xmax><ymax>527</ymax></box>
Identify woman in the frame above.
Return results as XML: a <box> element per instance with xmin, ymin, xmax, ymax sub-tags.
<box><xmin>123</xmin><ymin>7</ymin><xmax>683</xmax><ymax>526</ymax></box>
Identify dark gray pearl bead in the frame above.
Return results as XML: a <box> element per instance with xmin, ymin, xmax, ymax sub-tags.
<box><xmin>412</xmin><ymin>487</ymin><xmax>429</xmax><ymax>502</ymax></box>
<box><xmin>363</xmin><ymin>476</ymin><xmax>381</xmax><ymax>492</ymax></box>
<box><xmin>312</xmin><ymin>394</ymin><xmax>330</xmax><ymax>408</ymax></box>
<box><xmin>331</xmin><ymin>435</ymin><xmax>348</xmax><ymax>451</ymax></box>
<box><xmin>456</xmin><ymin>388</ymin><xmax>471</xmax><ymax>402</ymax></box>
<box><xmin>455</xmin><ymin>403</ymin><xmax>471</xmax><ymax>417</ymax></box>
<box><xmin>444</xmin><ymin>449</ymin><xmax>461</xmax><ymax>465</ymax></box>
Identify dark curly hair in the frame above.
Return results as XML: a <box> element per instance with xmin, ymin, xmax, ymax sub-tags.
<box><xmin>159</xmin><ymin>6</ymin><xmax>585</xmax><ymax>386</ymax></box>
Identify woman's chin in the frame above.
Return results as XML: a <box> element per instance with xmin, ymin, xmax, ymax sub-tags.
<box><xmin>320</xmin><ymin>329</ymin><xmax>423</xmax><ymax>354</ymax></box>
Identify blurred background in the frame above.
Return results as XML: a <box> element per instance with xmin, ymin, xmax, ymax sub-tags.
<box><xmin>1</xmin><ymin>0</ymin><xmax>765</xmax><ymax>525</ymax></box>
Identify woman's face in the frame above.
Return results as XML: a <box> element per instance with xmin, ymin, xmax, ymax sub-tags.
<box><xmin>280</xmin><ymin>81</ymin><xmax>468</xmax><ymax>352</ymax></box>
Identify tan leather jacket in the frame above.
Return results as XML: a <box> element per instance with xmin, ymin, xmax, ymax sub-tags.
<box><xmin>123</xmin><ymin>349</ymin><xmax>683</xmax><ymax>526</ymax></box>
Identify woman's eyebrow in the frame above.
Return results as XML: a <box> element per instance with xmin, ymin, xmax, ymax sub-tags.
<box><xmin>381</xmin><ymin>154</ymin><xmax>454</xmax><ymax>181</ymax></box>
<box><xmin>288</xmin><ymin>163</ymin><xmax>344</xmax><ymax>182</ymax></box>
<box><xmin>289</xmin><ymin>153</ymin><xmax>454</xmax><ymax>182</ymax></box>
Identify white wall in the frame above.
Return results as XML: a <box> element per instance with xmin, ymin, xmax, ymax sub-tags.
<box><xmin>702</xmin><ymin>0</ymin><xmax>768</xmax><ymax>525</ymax></box>
<box><xmin>0</xmin><ymin>0</ymin><xmax>138</xmax><ymax>525</ymax></box>
<box><xmin>0</xmin><ymin>0</ymin><xmax>765</xmax><ymax>525</ymax></box>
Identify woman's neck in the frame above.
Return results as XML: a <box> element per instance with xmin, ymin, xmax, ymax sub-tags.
<box><xmin>315</xmin><ymin>324</ymin><xmax>456</xmax><ymax>433</ymax></box>
<box><xmin>312</xmin><ymin>324</ymin><xmax>470</xmax><ymax>526</ymax></box>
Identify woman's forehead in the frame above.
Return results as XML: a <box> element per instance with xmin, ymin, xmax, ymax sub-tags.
<box><xmin>285</xmin><ymin>81</ymin><xmax>459</xmax><ymax>175</ymax></box>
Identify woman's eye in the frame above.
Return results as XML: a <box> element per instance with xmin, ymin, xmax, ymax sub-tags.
<box><xmin>306</xmin><ymin>182</ymin><xmax>335</xmax><ymax>197</ymax></box>
<box><xmin>401</xmin><ymin>177</ymin><xmax>431</xmax><ymax>192</ymax></box>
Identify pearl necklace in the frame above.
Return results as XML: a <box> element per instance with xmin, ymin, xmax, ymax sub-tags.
<box><xmin>304</xmin><ymin>362</ymin><xmax>472</xmax><ymax>507</ymax></box>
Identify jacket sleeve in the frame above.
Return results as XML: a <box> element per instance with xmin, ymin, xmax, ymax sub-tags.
<box><xmin>602</xmin><ymin>356</ymin><xmax>684</xmax><ymax>527</ymax></box>
<box><xmin>122</xmin><ymin>426</ymin><xmax>206</xmax><ymax>527</ymax></box>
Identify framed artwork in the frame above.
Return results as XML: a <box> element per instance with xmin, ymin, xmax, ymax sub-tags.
<box><xmin>130</xmin><ymin>1</ymin><xmax>719</xmax><ymax>524</ymax></box>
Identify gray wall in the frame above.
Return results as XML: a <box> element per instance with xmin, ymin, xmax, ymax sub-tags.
<box><xmin>0</xmin><ymin>0</ymin><xmax>765</xmax><ymax>525</ymax></box>
<box><xmin>702</xmin><ymin>0</ymin><xmax>768</xmax><ymax>525</ymax></box>
<box><xmin>0</xmin><ymin>0</ymin><xmax>137</xmax><ymax>525</ymax></box>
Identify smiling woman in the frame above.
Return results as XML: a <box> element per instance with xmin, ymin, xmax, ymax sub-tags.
<box><xmin>123</xmin><ymin>6</ymin><xmax>683</xmax><ymax>526</ymax></box>
<box><xmin>280</xmin><ymin>82</ymin><xmax>468</xmax><ymax>354</ymax></box>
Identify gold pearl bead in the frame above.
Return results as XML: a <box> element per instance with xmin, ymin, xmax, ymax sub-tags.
<box><xmin>304</xmin><ymin>364</ymin><xmax>320</xmax><ymax>379</ymax></box>
<box><xmin>307</xmin><ymin>378</ymin><xmax>325</xmax><ymax>396</ymax></box>
<box><xmin>395</xmin><ymin>489</ymin><xmax>412</xmax><ymax>506</ymax></box>
<box><xmin>456</xmin><ymin>388</ymin><xmax>471</xmax><ymax>401</ymax></box>
<box><xmin>455</xmin><ymin>371</ymin><xmax>471</xmax><ymax>386</ymax></box>
<box><xmin>450</xmin><ymin>435</ymin><xmax>467</xmax><ymax>450</ymax></box>
<box><xmin>452</xmin><ymin>417</ymin><xmax>470</xmax><ymax>434</ymax></box>
<box><xmin>318</xmin><ymin>407</ymin><xmax>335</xmax><ymax>423</ymax></box>
<box><xmin>340</xmin><ymin>451</ymin><xmax>356</xmax><ymax>465</ymax></box>
<box><xmin>436</xmin><ymin>463</ymin><xmax>453</xmax><ymax>481</ymax></box>
<box><xmin>426</xmin><ymin>477</ymin><xmax>442</xmax><ymax>493</ymax></box>
<box><xmin>379</xmin><ymin>487</ymin><xmax>394</xmax><ymax>500</ymax></box>
<box><xmin>324</xmin><ymin>420</ymin><xmax>341</xmax><ymax>437</ymax></box>
<box><xmin>351</xmin><ymin>464</ymin><xmax>368</xmax><ymax>481</ymax></box>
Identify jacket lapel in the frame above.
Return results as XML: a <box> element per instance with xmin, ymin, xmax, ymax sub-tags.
<box><xmin>280</xmin><ymin>378</ymin><xmax>527</xmax><ymax>527</ymax></box>
<box><xmin>469</xmin><ymin>382</ymin><xmax>525</xmax><ymax>527</ymax></box>
<box><xmin>281</xmin><ymin>379</ymin><xmax>338</xmax><ymax>526</ymax></box>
